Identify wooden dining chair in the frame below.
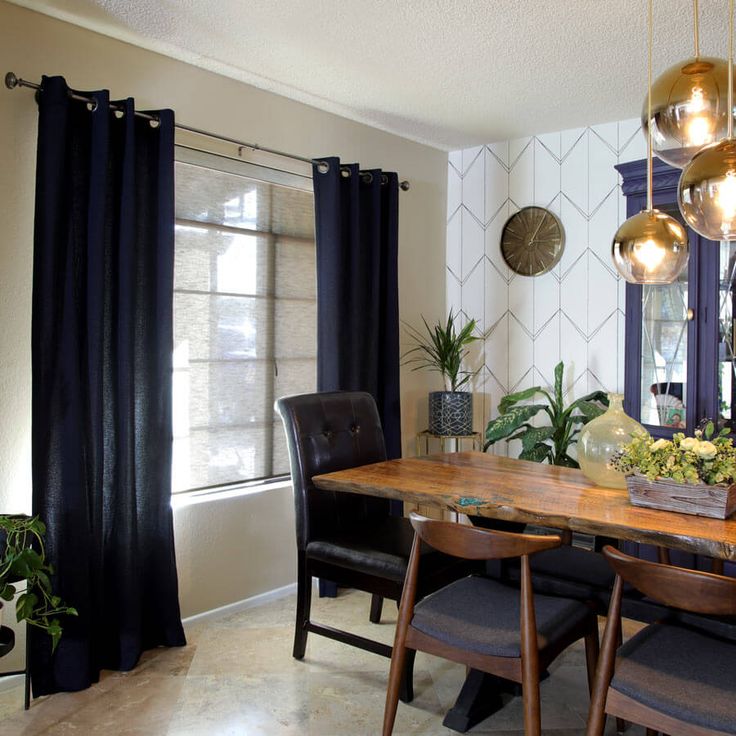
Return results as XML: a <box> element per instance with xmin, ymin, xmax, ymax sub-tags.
<box><xmin>587</xmin><ymin>546</ymin><xmax>736</xmax><ymax>736</ymax></box>
<box><xmin>383</xmin><ymin>513</ymin><xmax>600</xmax><ymax>736</ymax></box>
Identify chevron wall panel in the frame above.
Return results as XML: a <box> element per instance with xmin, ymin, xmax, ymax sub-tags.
<box><xmin>447</xmin><ymin>118</ymin><xmax>647</xmax><ymax>453</ymax></box>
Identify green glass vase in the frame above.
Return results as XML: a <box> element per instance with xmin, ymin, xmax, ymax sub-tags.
<box><xmin>578</xmin><ymin>393</ymin><xmax>643</xmax><ymax>489</ymax></box>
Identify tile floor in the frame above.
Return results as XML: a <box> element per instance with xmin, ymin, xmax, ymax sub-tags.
<box><xmin>0</xmin><ymin>589</ymin><xmax>645</xmax><ymax>735</ymax></box>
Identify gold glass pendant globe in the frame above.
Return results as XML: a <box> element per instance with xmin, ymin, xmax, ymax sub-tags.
<box><xmin>643</xmin><ymin>56</ymin><xmax>732</xmax><ymax>168</ymax></box>
<box><xmin>612</xmin><ymin>209</ymin><xmax>689</xmax><ymax>284</ymax></box>
<box><xmin>678</xmin><ymin>138</ymin><xmax>736</xmax><ymax>240</ymax></box>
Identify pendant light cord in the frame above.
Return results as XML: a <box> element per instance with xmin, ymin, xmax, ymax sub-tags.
<box><xmin>729</xmin><ymin>0</ymin><xmax>734</xmax><ymax>140</ymax></box>
<box><xmin>647</xmin><ymin>0</ymin><xmax>653</xmax><ymax>212</ymax></box>
<box><xmin>693</xmin><ymin>0</ymin><xmax>700</xmax><ymax>58</ymax></box>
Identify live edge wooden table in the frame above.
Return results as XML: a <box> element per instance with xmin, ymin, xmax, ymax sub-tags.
<box><xmin>313</xmin><ymin>451</ymin><xmax>736</xmax><ymax>731</ymax></box>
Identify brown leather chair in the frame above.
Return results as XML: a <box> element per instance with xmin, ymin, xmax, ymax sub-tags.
<box><xmin>275</xmin><ymin>391</ymin><xmax>469</xmax><ymax>700</ymax></box>
<box><xmin>587</xmin><ymin>546</ymin><xmax>736</xmax><ymax>736</ymax></box>
<box><xmin>383</xmin><ymin>513</ymin><xmax>600</xmax><ymax>736</ymax></box>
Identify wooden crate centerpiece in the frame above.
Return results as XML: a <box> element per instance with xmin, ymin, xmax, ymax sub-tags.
<box><xmin>626</xmin><ymin>473</ymin><xmax>736</xmax><ymax>519</ymax></box>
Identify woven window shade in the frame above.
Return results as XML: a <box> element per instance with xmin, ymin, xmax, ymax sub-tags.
<box><xmin>173</xmin><ymin>161</ymin><xmax>316</xmax><ymax>492</ymax></box>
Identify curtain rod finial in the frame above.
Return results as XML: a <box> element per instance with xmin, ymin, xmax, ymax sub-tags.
<box><xmin>400</xmin><ymin>180</ymin><xmax>410</xmax><ymax>191</ymax></box>
<box><xmin>5</xmin><ymin>72</ymin><xmax>18</xmax><ymax>90</ymax></box>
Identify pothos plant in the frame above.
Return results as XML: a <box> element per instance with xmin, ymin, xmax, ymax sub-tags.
<box><xmin>484</xmin><ymin>362</ymin><xmax>608</xmax><ymax>467</ymax></box>
<box><xmin>0</xmin><ymin>515</ymin><xmax>77</xmax><ymax>651</ymax></box>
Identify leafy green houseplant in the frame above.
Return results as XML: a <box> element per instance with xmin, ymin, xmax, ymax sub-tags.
<box><xmin>0</xmin><ymin>514</ymin><xmax>77</xmax><ymax>651</ymax></box>
<box><xmin>403</xmin><ymin>310</ymin><xmax>479</xmax><ymax>435</ymax></box>
<box><xmin>484</xmin><ymin>362</ymin><xmax>608</xmax><ymax>467</ymax></box>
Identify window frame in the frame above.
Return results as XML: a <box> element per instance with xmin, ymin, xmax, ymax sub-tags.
<box><xmin>172</xmin><ymin>145</ymin><xmax>315</xmax><ymax>495</ymax></box>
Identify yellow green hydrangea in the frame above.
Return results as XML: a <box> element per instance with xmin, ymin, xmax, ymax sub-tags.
<box><xmin>611</xmin><ymin>424</ymin><xmax>736</xmax><ymax>486</ymax></box>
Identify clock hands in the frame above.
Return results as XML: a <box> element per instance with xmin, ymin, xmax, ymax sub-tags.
<box><xmin>527</xmin><ymin>213</ymin><xmax>549</xmax><ymax>248</ymax></box>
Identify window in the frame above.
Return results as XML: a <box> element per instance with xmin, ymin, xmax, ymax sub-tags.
<box><xmin>172</xmin><ymin>148</ymin><xmax>316</xmax><ymax>493</ymax></box>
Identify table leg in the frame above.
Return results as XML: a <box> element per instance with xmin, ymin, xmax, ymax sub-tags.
<box><xmin>442</xmin><ymin>670</ymin><xmax>516</xmax><ymax>732</ymax></box>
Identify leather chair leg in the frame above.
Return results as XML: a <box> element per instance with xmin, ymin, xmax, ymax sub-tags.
<box><xmin>398</xmin><ymin>648</ymin><xmax>416</xmax><ymax>703</ymax></box>
<box><xmin>293</xmin><ymin>551</ymin><xmax>312</xmax><ymax>659</ymax></box>
<box><xmin>370</xmin><ymin>594</ymin><xmax>384</xmax><ymax>624</ymax></box>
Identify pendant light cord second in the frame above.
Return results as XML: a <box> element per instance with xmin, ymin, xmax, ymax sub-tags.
<box><xmin>693</xmin><ymin>0</ymin><xmax>700</xmax><ymax>58</ymax></box>
<box><xmin>647</xmin><ymin>0</ymin><xmax>654</xmax><ymax>212</ymax></box>
<box><xmin>729</xmin><ymin>0</ymin><xmax>734</xmax><ymax>140</ymax></box>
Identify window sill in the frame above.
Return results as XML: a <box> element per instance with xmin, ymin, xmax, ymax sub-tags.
<box><xmin>171</xmin><ymin>478</ymin><xmax>293</xmax><ymax>509</ymax></box>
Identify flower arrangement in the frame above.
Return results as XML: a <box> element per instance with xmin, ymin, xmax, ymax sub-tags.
<box><xmin>611</xmin><ymin>422</ymin><xmax>736</xmax><ymax>486</ymax></box>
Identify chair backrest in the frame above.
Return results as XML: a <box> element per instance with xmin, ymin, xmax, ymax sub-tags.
<box><xmin>275</xmin><ymin>391</ymin><xmax>389</xmax><ymax>550</ymax></box>
<box><xmin>409</xmin><ymin>513</ymin><xmax>561</xmax><ymax>560</ymax></box>
<box><xmin>603</xmin><ymin>545</ymin><xmax>736</xmax><ymax>617</ymax></box>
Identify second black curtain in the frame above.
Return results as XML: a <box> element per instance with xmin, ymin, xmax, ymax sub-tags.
<box><xmin>312</xmin><ymin>157</ymin><xmax>402</xmax><ymax>459</ymax></box>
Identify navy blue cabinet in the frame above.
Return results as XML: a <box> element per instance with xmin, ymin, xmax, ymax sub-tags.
<box><xmin>618</xmin><ymin>158</ymin><xmax>736</xmax><ymax>438</ymax></box>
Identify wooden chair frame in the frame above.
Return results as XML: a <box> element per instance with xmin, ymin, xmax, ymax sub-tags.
<box><xmin>587</xmin><ymin>546</ymin><xmax>736</xmax><ymax>736</ymax></box>
<box><xmin>383</xmin><ymin>514</ymin><xmax>600</xmax><ymax>736</ymax></box>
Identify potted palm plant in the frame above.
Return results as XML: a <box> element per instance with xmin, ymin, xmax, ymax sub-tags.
<box><xmin>403</xmin><ymin>310</ymin><xmax>479</xmax><ymax>436</ymax></box>
<box><xmin>0</xmin><ymin>514</ymin><xmax>77</xmax><ymax>651</ymax></box>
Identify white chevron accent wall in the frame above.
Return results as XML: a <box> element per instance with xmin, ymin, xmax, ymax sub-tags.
<box><xmin>447</xmin><ymin>118</ymin><xmax>647</xmax><ymax>452</ymax></box>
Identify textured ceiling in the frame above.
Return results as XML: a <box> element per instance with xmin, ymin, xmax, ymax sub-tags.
<box><xmin>8</xmin><ymin>0</ymin><xmax>732</xmax><ymax>150</ymax></box>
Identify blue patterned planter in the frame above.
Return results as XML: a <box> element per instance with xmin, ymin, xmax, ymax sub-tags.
<box><xmin>428</xmin><ymin>391</ymin><xmax>473</xmax><ymax>436</ymax></box>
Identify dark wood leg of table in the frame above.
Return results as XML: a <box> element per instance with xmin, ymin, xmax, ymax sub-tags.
<box><xmin>442</xmin><ymin>670</ymin><xmax>517</xmax><ymax>732</ymax></box>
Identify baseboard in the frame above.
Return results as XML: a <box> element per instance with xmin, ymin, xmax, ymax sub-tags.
<box><xmin>0</xmin><ymin>673</ymin><xmax>24</xmax><ymax>693</ymax></box>
<box><xmin>182</xmin><ymin>582</ymin><xmax>297</xmax><ymax>626</ymax></box>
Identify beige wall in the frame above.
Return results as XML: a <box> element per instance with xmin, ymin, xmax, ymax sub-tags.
<box><xmin>0</xmin><ymin>0</ymin><xmax>447</xmax><ymax>628</ymax></box>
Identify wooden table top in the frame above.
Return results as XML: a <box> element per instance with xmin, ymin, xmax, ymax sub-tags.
<box><xmin>313</xmin><ymin>451</ymin><xmax>736</xmax><ymax>561</ymax></box>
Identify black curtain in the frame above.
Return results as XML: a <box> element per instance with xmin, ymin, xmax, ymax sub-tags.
<box><xmin>30</xmin><ymin>76</ymin><xmax>185</xmax><ymax>695</ymax></box>
<box><xmin>312</xmin><ymin>157</ymin><xmax>402</xmax><ymax>459</ymax></box>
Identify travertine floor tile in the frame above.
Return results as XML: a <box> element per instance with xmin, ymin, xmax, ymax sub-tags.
<box><xmin>0</xmin><ymin>588</ymin><xmax>654</xmax><ymax>735</ymax></box>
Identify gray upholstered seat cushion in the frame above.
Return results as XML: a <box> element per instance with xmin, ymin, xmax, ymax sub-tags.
<box><xmin>611</xmin><ymin>623</ymin><xmax>736</xmax><ymax>733</ymax></box>
<box><xmin>410</xmin><ymin>575</ymin><xmax>591</xmax><ymax>657</ymax></box>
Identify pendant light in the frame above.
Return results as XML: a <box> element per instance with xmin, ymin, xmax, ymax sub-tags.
<box><xmin>678</xmin><ymin>0</ymin><xmax>736</xmax><ymax>241</ymax></box>
<box><xmin>644</xmin><ymin>0</ymin><xmax>730</xmax><ymax>169</ymax></box>
<box><xmin>612</xmin><ymin>0</ymin><xmax>689</xmax><ymax>285</ymax></box>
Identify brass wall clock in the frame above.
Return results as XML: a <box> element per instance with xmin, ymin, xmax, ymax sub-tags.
<box><xmin>500</xmin><ymin>206</ymin><xmax>565</xmax><ymax>276</ymax></box>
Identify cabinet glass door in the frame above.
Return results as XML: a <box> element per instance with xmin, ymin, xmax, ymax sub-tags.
<box><xmin>718</xmin><ymin>241</ymin><xmax>736</xmax><ymax>432</ymax></box>
<box><xmin>639</xmin><ymin>267</ymin><xmax>689</xmax><ymax>429</ymax></box>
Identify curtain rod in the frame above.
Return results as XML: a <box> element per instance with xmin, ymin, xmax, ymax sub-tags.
<box><xmin>4</xmin><ymin>72</ymin><xmax>410</xmax><ymax>191</ymax></box>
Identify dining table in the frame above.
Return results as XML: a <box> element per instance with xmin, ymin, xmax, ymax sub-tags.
<box><xmin>313</xmin><ymin>450</ymin><xmax>736</xmax><ymax>731</ymax></box>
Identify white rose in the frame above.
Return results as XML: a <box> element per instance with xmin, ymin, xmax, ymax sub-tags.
<box><xmin>650</xmin><ymin>438</ymin><xmax>670</xmax><ymax>451</ymax></box>
<box><xmin>680</xmin><ymin>437</ymin><xmax>699</xmax><ymax>451</ymax></box>
<box><xmin>695</xmin><ymin>441</ymin><xmax>717</xmax><ymax>460</ymax></box>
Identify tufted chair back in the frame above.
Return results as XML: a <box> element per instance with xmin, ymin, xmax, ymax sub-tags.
<box><xmin>275</xmin><ymin>391</ymin><xmax>390</xmax><ymax>550</ymax></box>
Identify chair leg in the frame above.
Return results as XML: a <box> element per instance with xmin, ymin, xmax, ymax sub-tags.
<box><xmin>293</xmin><ymin>551</ymin><xmax>312</xmax><ymax>660</ymax></box>
<box><xmin>521</xmin><ymin>671</ymin><xmax>541</xmax><ymax>736</ymax></box>
<box><xmin>370</xmin><ymin>594</ymin><xmax>384</xmax><ymax>624</ymax></box>
<box><xmin>383</xmin><ymin>641</ymin><xmax>408</xmax><ymax>735</ymax></box>
<box><xmin>398</xmin><ymin>648</ymin><xmax>416</xmax><ymax>703</ymax></box>
<box><xmin>584</xmin><ymin>623</ymin><xmax>600</xmax><ymax>695</ymax></box>
<box><xmin>615</xmin><ymin>618</ymin><xmax>626</xmax><ymax>734</ymax></box>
